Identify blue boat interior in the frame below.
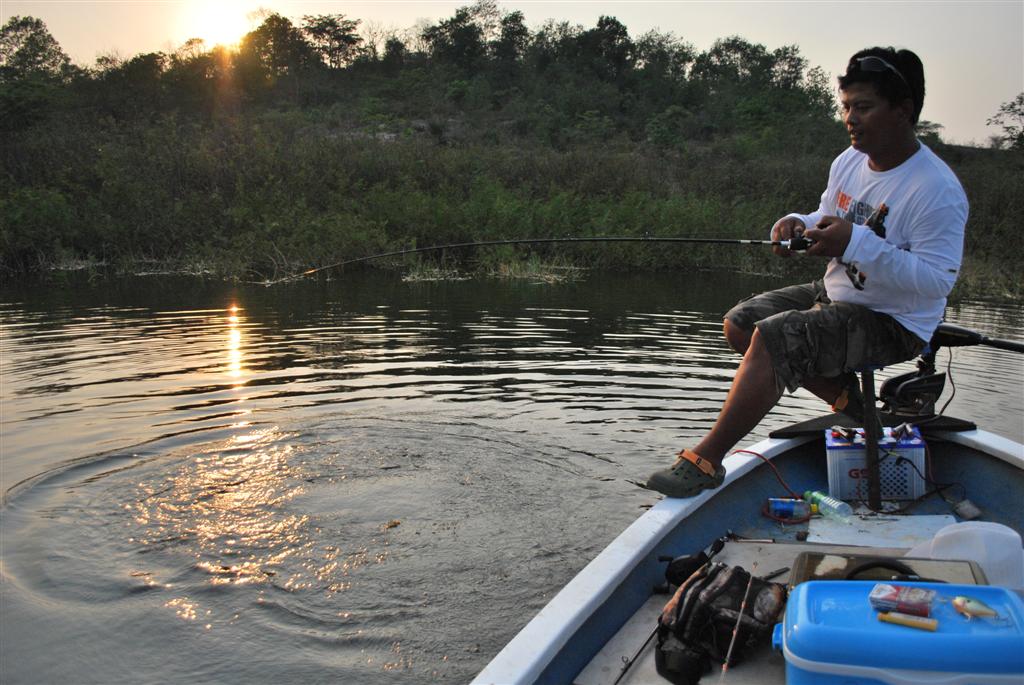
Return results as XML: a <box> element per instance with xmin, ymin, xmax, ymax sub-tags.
<box><xmin>532</xmin><ymin>417</ymin><xmax>1023</xmax><ymax>685</ymax></box>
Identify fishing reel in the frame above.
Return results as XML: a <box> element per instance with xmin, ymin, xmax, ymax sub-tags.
<box><xmin>787</xmin><ymin>235</ymin><xmax>813</xmax><ymax>251</ymax></box>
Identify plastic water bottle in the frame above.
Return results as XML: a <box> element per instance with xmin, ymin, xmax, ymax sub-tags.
<box><xmin>804</xmin><ymin>490</ymin><xmax>854</xmax><ymax>522</ymax></box>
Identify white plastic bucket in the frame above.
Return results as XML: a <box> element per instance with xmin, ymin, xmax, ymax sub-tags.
<box><xmin>908</xmin><ymin>521</ymin><xmax>1024</xmax><ymax>588</ymax></box>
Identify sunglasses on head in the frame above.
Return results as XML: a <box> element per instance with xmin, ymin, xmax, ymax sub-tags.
<box><xmin>855</xmin><ymin>56</ymin><xmax>910</xmax><ymax>89</ymax></box>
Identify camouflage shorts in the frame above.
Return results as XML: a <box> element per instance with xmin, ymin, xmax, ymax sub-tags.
<box><xmin>724</xmin><ymin>280</ymin><xmax>925</xmax><ymax>394</ymax></box>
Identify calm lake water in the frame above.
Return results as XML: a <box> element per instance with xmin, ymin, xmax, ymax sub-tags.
<box><xmin>2</xmin><ymin>270</ymin><xmax>1022</xmax><ymax>684</ymax></box>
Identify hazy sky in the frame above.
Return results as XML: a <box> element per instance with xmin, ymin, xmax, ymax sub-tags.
<box><xmin>5</xmin><ymin>1</ymin><xmax>1022</xmax><ymax>145</ymax></box>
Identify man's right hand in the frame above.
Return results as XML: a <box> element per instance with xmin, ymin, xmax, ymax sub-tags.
<box><xmin>771</xmin><ymin>217</ymin><xmax>806</xmax><ymax>257</ymax></box>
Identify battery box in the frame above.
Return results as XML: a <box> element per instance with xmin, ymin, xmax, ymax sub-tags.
<box><xmin>825</xmin><ymin>426</ymin><xmax>926</xmax><ymax>501</ymax></box>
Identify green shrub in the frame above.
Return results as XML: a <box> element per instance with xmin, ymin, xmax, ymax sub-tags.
<box><xmin>0</xmin><ymin>186</ymin><xmax>76</xmax><ymax>267</ymax></box>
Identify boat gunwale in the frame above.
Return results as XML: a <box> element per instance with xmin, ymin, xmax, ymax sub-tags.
<box><xmin>929</xmin><ymin>428</ymin><xmax>1024</xmax><ymax>468</ymax></box>
<box><xmin>471</xmin><ymin>434</ymin><xmax>815</xmax><ymax>685</ymax></box>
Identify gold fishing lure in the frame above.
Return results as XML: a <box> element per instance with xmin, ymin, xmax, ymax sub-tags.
<box><xmin>952</xmin><ymin>595</ymin><xmax>999</xmax><ymax>620</ymax></box>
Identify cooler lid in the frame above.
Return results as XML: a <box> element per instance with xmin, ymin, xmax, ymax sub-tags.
<box><xmin>783</xmin><ymin>581</ymin><xmax>1024</xmax><ymax>675</ymax></box>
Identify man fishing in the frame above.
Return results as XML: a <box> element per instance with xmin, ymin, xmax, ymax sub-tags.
<box><xmin>647</xmin><ymin>47</ymin><xmax>968</xmax><ymax>498</ymax></box>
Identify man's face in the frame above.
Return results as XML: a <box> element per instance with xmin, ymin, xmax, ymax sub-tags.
<box><xmin>839</xmin><ymin>81</ymin><xmax>911</xmax><ymax>157</ymax></box>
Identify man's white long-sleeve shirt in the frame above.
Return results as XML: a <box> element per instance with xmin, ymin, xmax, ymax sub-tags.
<box><xmin>786</xmin><ymin>142</ymin><xmax>968</xmax><ymax>342</ymax></box>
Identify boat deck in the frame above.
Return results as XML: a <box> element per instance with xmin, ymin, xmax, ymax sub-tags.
<box><xmin>575</xmin><ymin>532</ymin><xmax>989</xmax><ymax>685</ymax></box>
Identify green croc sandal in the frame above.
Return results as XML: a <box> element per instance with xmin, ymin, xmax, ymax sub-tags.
<box><xmin>646</xmin><ymin>449</ymin><xmax>726</xmax><ymax>498</ymax></box>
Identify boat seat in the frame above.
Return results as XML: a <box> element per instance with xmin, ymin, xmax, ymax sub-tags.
<box><xmin>771</xmin><ymin>322</ymin><xmax>988</xmax><ymax>440</ymax></box>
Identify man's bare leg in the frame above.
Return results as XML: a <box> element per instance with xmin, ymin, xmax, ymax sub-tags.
<box><xmin>647</xmin><ymin>320</ymin><xmax>852</xmax><ymax>497</ymax></box>
<box><xmin>690</xmin><ymin>328</ymin><xmax>784</xmax><ymax>466</ymax></box>
<box><xmin>723</xmin><ymin>319</ymin><xmax>845</xmax><ymax>407</ymax></box>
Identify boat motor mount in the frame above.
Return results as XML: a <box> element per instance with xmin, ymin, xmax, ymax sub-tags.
<box><xmin>880</xmin><ymin>323</ymin><xmax>1024</xmax><ymax>419</ymax></box>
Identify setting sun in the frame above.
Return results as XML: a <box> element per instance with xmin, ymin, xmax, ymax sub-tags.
<box><xmin>182</xmin><ymin>1</ymin><xmax>252</xmax><ymax>48</ymax></box>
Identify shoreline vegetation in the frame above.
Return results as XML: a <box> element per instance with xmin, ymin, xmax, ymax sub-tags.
<box><xmin>2</xmin><ymin>5</ymin><xmax>1022</xmax><ymax>300</ymax></box>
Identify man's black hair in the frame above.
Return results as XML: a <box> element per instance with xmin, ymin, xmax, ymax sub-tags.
<box><xmin>839</xmin><ymin>47</ymin><xmax>925</xmax><ymax>125</ymax></box>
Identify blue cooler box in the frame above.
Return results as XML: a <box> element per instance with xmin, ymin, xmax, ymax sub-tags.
<box><xmin>772</xmin><ymin>581</ymin><xmax>1024</xmax><ymax>684</ymax></box>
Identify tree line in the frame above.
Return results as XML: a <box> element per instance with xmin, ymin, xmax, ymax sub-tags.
<box><xmin>0</xmin><ymin>3</ymin><xmax>840</xmax><ymax>139</ymax></box>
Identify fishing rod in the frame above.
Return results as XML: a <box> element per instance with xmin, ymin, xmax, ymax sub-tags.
<box><xmin>261</xmin><ymin>234</ymin><xmax>813</xmax><ymax>286</ymax></box>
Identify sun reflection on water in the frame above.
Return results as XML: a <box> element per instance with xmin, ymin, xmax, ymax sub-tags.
<box><xmin>129</xmin><ymin>427</ymin><xmax>314</xmax><ymax>623</ymax></box>
<box><xmin>226</xmin><ymin>304</ymin><xmax>246</xmax><ymax>385</ymax></box>
<box><xmin>127</xmin><ymin>422</ymin><xmax>395</xmax><ymax>631</ymax></box>
<box><xmin>165</xmin><ymin>596</ymin><xmax>200</xmax><ymax>621</ymax></box>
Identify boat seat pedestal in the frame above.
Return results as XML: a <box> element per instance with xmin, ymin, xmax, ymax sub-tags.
<box><xmin>857</xmin><ymin>365</ymin><xmax>884</xmax><ymax>511</ymax></box>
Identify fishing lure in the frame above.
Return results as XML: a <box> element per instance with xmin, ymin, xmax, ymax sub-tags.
<box><xmin>952</xmin><ymin>595</ymin><xmax>999</xmax><ymax>620</ymax></box>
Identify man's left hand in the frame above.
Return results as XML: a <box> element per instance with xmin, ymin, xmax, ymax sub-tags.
<box><xmin>804</xmin><ymin>216</ymin><xmax>853</xmax><ymax>258</ymax></box>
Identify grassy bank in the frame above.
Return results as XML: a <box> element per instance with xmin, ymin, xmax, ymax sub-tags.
<box><xmin>3</xmin><ymin>107</ymin><xmax>1020</xmax><ymax>300</ymax></box>
<box><xmin>0</xmin><ymin>109</ymin><xmax>822</xmax><ymax>272</ymax></box>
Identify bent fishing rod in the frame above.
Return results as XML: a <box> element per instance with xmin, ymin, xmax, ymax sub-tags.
<box><xmin>261</xmin><ymin>234</ymin><xmax>813</xmax><ymax>286</ymax></box>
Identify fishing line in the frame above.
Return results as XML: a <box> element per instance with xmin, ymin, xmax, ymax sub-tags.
<box><xmin>260</xmin><ymin>234</ymin><xmax>811</xmax><ymax>286</ymax></box>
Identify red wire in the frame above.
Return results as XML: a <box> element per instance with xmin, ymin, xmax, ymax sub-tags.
<box><xmin>731</xmin><ymin>448</ymin><xmax>813</xmax><ymax>524</ymax></box>
<box><xmin>731</xmin><ymin>448</ymin><xmax>802</xmax><ymax>499</ymax></box>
